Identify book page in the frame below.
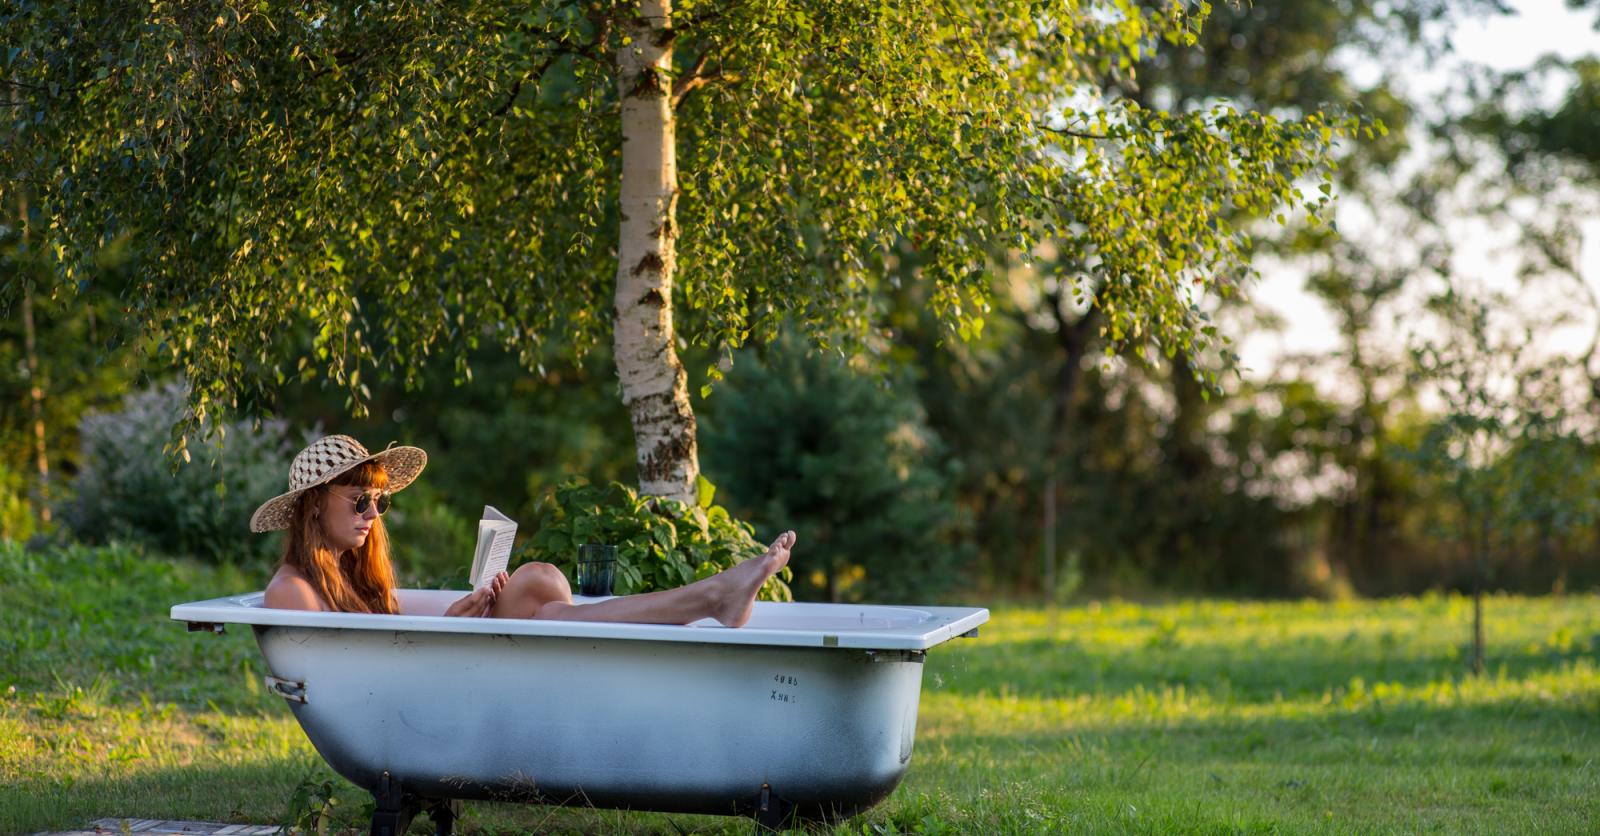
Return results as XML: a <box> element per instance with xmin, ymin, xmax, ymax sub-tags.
<box><xmin>469</xmin><ymin>506</ymin><xmax>517</xmax><ymax>588</ymax></box>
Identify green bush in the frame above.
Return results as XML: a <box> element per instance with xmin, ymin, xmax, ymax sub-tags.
<box><xmin>59</xmin><ymin>382</ymin><xmax>298</xmax><ymax>563</ymax></box>
<box><xmin>386</xmin><ymin>481</ymin><xmax>477</xmax><ymax>585</ymax></box>
<box><xmin>513</xmin><ymin>478</ymin><xmax>792</xmax><ymax>601</ymax></box>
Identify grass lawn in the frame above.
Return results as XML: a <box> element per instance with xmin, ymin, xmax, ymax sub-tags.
<box><xmin>3</xmin><ymin>541</ymin><xmax>1598</xmax><ymax>834</ymax></box>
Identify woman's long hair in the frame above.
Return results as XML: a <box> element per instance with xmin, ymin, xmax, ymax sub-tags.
<box><xmin>279</xmin><ymin>461</ymin><xmax>398</xmax><ymax>614</ymax></box>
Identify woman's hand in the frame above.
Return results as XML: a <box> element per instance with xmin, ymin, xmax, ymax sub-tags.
<box><xmin>443</xmin><ymin>571</ymin><xmax>509</xmax><ymax>618</ymax></box>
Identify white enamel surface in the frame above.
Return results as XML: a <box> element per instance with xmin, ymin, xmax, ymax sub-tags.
<box><xmin>170</xmin><ymin>590</ymin><xmax>988</xmax><ymax>817</ymax></box>
<box><xmin>170</xmin><ymin>590</ymin><xmax>989</xmax><ymax>650</ymax></box>
<box><xmin>252</xmin><ymin>625</ymin><xmax>926</xmax><ymax>811</ymax></box>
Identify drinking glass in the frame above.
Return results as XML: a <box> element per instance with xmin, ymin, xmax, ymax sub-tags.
<box><xmin>576</xmin><ymin>543</ymin><xmax>617</xmax><ymax>597</ymax></box>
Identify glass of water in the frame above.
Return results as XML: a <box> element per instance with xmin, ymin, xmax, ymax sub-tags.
<box><xmin>576</xmin><ymin>544</ymin><xmax>617</xmax><ymax>597</ymax></box>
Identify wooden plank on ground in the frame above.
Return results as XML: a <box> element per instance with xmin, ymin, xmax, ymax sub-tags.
<box><xmin>35</xmin><ymin>819</ymin><xmax>282</xmax><ymax>836</ymax></box>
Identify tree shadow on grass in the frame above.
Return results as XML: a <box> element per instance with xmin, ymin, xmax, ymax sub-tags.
<box><xmin>4</xmin><ymin>760</ymin><xmax>768</xmax><ymax>836</ymax></box>
<box><xmin>0</xmin><ymin>760</ymin><xmax>324</xmax><ymax>836</ymax></box>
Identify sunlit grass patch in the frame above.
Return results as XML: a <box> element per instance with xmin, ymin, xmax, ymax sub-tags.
<box><xmin>897</xmin><ymin>598</ymin><xmax>1600</xmax><ymax>833</ymax></box>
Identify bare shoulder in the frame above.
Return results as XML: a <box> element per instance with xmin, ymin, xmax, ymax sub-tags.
<box><xmin>264</xmin><ymin>567</ymin><xmax>327</xmax><ymax>611</ymax></box>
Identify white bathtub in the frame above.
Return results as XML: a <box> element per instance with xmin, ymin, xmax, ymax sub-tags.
<box><xmin>171</xmin><ymin>590</ymin><xmax>987</xmax><ymax>832</ymax></box>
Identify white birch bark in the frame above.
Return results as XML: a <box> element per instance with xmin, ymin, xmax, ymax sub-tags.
<box><xmin>614</xmin><ymin>0</ymin><xmax>698</xmax><ymax>504</ymax></box>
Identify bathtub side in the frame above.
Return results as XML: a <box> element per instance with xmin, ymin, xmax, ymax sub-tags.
<box><xmin>254</xmin><ymin>624</ymin><xmax>928</xmax><ymax>818</ymax></box>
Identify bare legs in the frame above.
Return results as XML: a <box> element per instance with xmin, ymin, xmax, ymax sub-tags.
<box><xmin>488</xmin><ymin>531</ymin><xmax>796</xmax><ymax>628</ymax></box>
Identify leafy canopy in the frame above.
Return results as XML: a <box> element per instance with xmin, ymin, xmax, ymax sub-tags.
<box><xmin>5</xmin><ymin>0</ymin><xmax>1359</xmax><ymax>438</ymax></box>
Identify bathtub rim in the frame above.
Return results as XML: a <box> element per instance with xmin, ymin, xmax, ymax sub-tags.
<box><xmin>171</xmin><ymin>591</ymin><xmax>987</xmax><ymax>651</ymax></box>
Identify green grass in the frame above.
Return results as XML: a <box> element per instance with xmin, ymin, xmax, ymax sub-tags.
<box><xmin>3</xmin><ymin>542</ymin><xmax>1599</xmax><ymax>834</ymax></box>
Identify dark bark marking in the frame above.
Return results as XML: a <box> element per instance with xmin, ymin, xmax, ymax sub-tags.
<box><xmin>630</xmin><ymin>68</ymin><xmax>667</xmax><ymax>99</ymax></box>
<box><xmin>630</xmin><ymin>386</ymin><xmax>699</xmax><ymax>486</ymax></box>
<box><xmin>638</xmin><ymin>423</ymin><xmax>698</xmax><ymax>483</ymax></box>
<box><xmin>632</xmin><ymin>252</ymin><xmax>665</xmax><ymax>276</ymax></box>
<box><xmin>639</xmin><ymin>288</ymin><xmax>666</xmax><ymax>307</ymax></box>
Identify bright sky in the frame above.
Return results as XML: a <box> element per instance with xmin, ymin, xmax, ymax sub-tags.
<box><xmin>1236</xmin><ymin>0</ymin><xmax>1600</xmax><ymax>381</ymax></box>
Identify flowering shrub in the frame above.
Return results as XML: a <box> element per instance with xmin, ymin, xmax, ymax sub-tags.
<box><xmin>61</xmin><ymin>382</ymin><xmax>298</xmax><ymax>562</ymax></box>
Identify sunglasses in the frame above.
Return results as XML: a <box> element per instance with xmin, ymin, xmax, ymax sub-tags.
<box><xmin>327</xmin><ymin>488</ymin><xmax>391</xmax><ymax>516</ymax></box>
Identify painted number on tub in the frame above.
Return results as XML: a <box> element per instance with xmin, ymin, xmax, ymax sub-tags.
<box><xmin>771</xmin><ymin>673</ymin><xmax>799</xmax><ymax>704</ymax></box>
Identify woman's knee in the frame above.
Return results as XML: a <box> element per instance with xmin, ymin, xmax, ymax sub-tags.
<box><xmin>491</xmin><ymin>562</ymin><xmax>572</xmax><ymax>619</ymax></box>
<box><xmin>510</xmin><ymin>561</ymin><xmax>571</xmax><ymax>604</ymax></box>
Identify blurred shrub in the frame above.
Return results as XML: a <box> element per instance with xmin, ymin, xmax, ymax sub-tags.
<box><xmin>385</xmin><ymin>481</ymin><xmax>477</xmax><ymax>585</ymax></box>
<box><xmin>60</xmin><ymin>382</ymin><xmax>297</xmax><ymax>563</ymax></box>
<box><xmin>701</xmin><ymin>343</ymin><xmax>970</xmax><ymax>603</ymax></box>
<box><xmin>514</xmin><ymin>478</ymin><xmax>792</xmax><ymax>601</ymax></box>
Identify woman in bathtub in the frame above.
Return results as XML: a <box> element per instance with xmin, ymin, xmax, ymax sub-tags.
<box><xmin>253</xmin><ymin>434</ymin><xmax>794</xmax><ymax>624</ymax></box>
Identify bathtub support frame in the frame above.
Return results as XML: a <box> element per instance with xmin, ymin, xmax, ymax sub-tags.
<box><xmin>755</xmin><ymin>782</ymin><xmax>797</xmax><ymax>831</ymax></box>
<box><xmin>369</xmin><ymin>771</ymin><xmax>460</xmax><ymax>836</ymax></box>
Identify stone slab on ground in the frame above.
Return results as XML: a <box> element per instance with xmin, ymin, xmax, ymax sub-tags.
<box><xmin>37</xmin><ymin>819</ymin><xmax>281</xmax><ymax>836</ymax></box>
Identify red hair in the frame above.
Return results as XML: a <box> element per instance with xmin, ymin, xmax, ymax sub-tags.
<box><xmin>278</xmin><ymin>461</ymin><xmax>398</xmax><ymax>614</ymax></box>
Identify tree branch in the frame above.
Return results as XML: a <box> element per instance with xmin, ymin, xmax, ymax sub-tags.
<box><xmin>2</xmin><ymin>68</ymin><xmax>127</xmax><ymax>96</ymax></box>
<box><xmin>482</xmin><ymin>54</ymin><xmax>559</xmax><ymax>122</ymax></box>
<box><xmin>672</xmin><ymin>50</ymin><xmax>711</xmax><ymax>104</ymax></box>
<box><xmin>672</xmin><ymin>51</ymin><xmax>740</xmax><ymax>109</ymax></box>
<box><xmin>476</xmin><ymin>16</ymin><xmax>613</xmax><ymax>128</ymax></box>
<box><xmin>1040</xmin><ymin>124</ymin><xmax>1110</xmax><ymax>140</ymax></box>
<box><xmin>574</xmin><ymin>14</ymin><xmax>614</xmax><ymax>66</ymax></box>
<box><xmin>301</xmin><ymin>46</ymin><xmax>381</xmax><ymax>83</ymax></box>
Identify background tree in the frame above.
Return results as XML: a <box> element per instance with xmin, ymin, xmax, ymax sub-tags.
<box><xmin>1407</xmin><ymin>287</ymin><xmax>1596</xmax><ymax>674</ymax></box>
<box><xmin>1459</xmin><ymin>57</ymin><xmax>1600</xmax><ymax>408</ymax></box>
<box><xmin>879</xmin><ymin>0</ymin><xmax>1436</xmax><ymax>593</ymax></box>
<box><xmin>6</xmin><ymin>0</ymin><xmax>1352</xmax><ymax>505</ymax></box>
<box><xmin>0</xmin><ymin>233</ymin><xmax>141</xmax><ymax>539</ymax></box>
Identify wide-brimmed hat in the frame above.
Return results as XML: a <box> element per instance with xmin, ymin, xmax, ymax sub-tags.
<box><xmin>249</xmin><ymin>435</ymin><xmax>427</xmax><ymax>532</ymax></box>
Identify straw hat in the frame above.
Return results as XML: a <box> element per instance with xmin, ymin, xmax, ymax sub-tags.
<box><xmin>249</xmin><ymin>435</ymin><xmax>427</xmax><ymax>532</ymax></box>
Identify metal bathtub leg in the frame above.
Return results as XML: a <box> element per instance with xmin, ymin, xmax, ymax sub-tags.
<box><xmin>754</xmin><ymin>782</ymin><xmax>796</xmax><ymax>832</ymax></box>
<box><xmin>370</xmin><ymin>771</ymin><xmax>461</xmax><ymax>836</ymax></box>
<box><xmin>422</xmin><ymin>798</ymin><xmax>463</xmax><ymax>836</ymax></box>
<box><xmin>370</xmin><ymin>771</ymin><xmax>419</xmax><ymax>836</ymax></box>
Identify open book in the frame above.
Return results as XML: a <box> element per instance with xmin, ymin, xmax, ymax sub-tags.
<box><xmin>469</xmin><ymin>506</ymin><xmax>517</xmax><ymax>588</ymax></box>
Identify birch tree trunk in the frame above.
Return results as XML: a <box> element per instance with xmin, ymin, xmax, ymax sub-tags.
<box><xmin>21</xmin><ymin>281</ymin><xmax>50</xmax><ymax>525</ymax></box>
<box><xmin>14</xmin><ymin>149</ymin><xmax>50</xmax><ymax>524</ymax></box>
<box><xmin>613</xmin><ymin>0</ymin><xmax>698</xmax><ymax>504</ymax></box>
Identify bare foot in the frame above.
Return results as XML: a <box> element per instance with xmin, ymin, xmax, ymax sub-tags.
<box><xmin>712</xmin><ymin>531</ymin><xmax>796</xmax><ymax>627</ymax></box>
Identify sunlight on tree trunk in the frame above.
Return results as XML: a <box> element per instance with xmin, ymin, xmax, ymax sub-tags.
<box><xmin>15</xmin><ymin>169</ymin><xmax>50</xmax><ymax>525</ymax></box>
<box><xmin>615</xmin><ymin>0</ymin><xmax>698</xmax><ymax>504</ymax></box>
